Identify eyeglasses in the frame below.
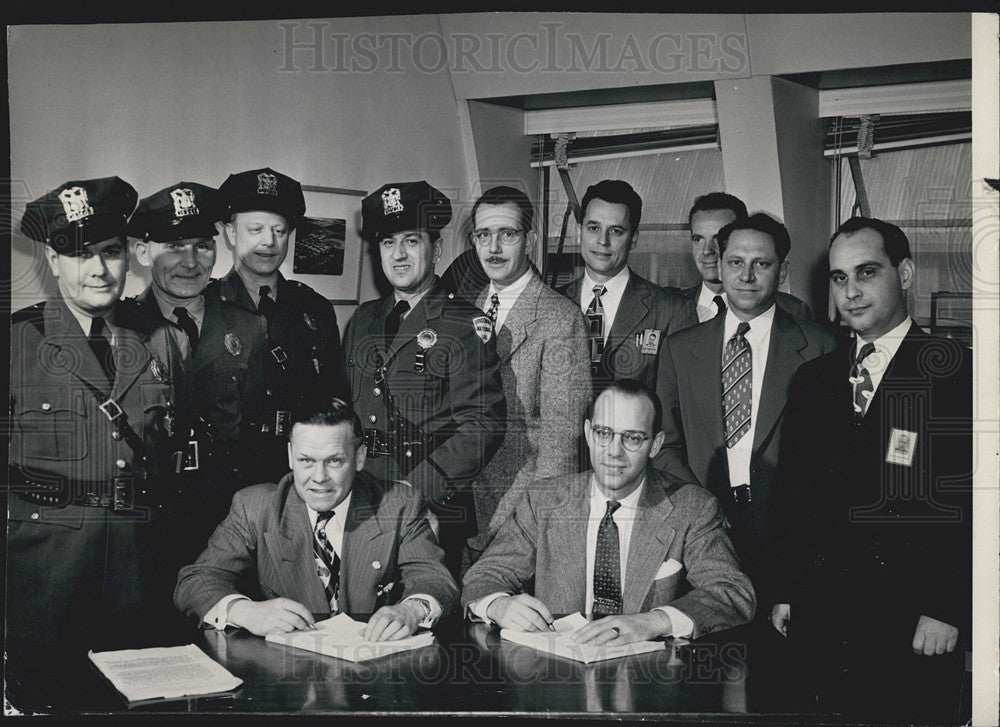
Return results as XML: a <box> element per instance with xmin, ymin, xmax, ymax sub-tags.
<box><xmin>471</xmin><ymin>228</ymin><xmax>524</xmax><ymax>246</ymax></box>
<box><xmin>588</xmin><ymin>424</ymin><xmax>651</xmax><ymax>452</ymax></box>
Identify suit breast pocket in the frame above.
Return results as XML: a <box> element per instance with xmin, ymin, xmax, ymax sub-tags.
<box><xmin>391</xmin><ymin>368</ymin><xmax>446</xmax><ymax>415</ymax></box>
<box><xmin>11</xmin><ymin>386</ymin><xmax>88</xmax><ymax>463</ymax></box>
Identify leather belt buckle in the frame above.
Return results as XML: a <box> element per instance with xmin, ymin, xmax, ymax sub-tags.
<box><xmin>271</xmin><ymin>346</ymin><xmax>288</xmax><ymax>364</ymax></box>
<box><xmin>731</xmin><ymin>485</ymin><xmax>752</xmax><ymax>504</ymax></box>
<box><xmin>274</xmin><ymin>410</ymin><xmax>291</xmax><ymax>437</ymax></box>
<box><xmin>99</xmin><ymin>398</ymin><xmax>124</xmax><ymax>423</ymax></box>
<box><xmin>113</xmin><ymin>477</ymin><xmax>135</xmax><ymax>511</ymax></box>
<box><xmin>182</xmin><ymin>440</ymin><xmax>200</xmax><ymax>471</ymax></box>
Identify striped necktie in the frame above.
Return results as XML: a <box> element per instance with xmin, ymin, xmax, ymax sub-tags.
<box><xmin>313</xmin><ymin>510</ymin><xmax>341</xmax><ymax>610</ymax></box>
<box><xmin>722</xmin><ymin>321</ymin><xmax>752</xmax><ymax>448</ymax></box>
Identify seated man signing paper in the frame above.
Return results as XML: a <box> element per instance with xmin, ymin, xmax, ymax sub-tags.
<box><xmin>462</xmin><ymin>380</ymin><xmax>755</xmax><ymax>645</ymax></box>
<box><xmin>175</xmin><ymin>399</ymin><xmax>459</xmax><ymax>640</ymax></box>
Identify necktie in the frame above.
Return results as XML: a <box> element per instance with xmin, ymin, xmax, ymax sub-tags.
<box><xmin>313</xmin><ymin>510</ymin><xmax>341</xmax><ymax>609</ymax></box>
<box><xmin>586</xmin><ymin>285</ymin><xmax>606</xmax><ymax>376</ymax></box>
<box><xmin>713</xmin><ymin>294</ymin><xmax>727</xmax><ymax>318</ymax></box>
<box><xmin>173</xmin><ymin>306</ymin><xmax>200</xmax><ymax>353</ymax></box>
<box><xmin>258</xmin><ymin>285</ymin><xmax>276</xmax><ymax>327</ymax></box>
<box><xmin>722</xmin><ymin>321</ymin><xmax>752</xmax><ymax>449</ymax></box>
<box><xmin>486</xmin><ymin>293</ymin><xmax>500</xmax><ymax>326</ymax></box>
<box><xmin>384</xmin><ymin>299</ymin><xmax>410</xmax><ymax>344</ymax></box>
<box><xmin>851</xmin><ymin>342</ymin><xmax>877</xmax><ymax>421</ymax></box>
<box><xmin>88</xmin><ymin>316</ymin><xmax>116</xmax><ymax>391</ymax></box>
<box><xmin>593</xmin><ymin>499</ymin><xmax>622</xmax><ymax>618</ymax></box>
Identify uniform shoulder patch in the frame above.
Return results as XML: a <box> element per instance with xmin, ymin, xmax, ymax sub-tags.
<box><xmin>472</xmin><ymin>315</ymin><xmax>493</xmax><ymax>343</ymax></box>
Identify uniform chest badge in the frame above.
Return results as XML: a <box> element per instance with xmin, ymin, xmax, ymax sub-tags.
<box><xmin>224</xmin><ymin>332</ymin><xmax>242</xmax><ymax>357</ymax></box>
<box><xmin>473</xmin><ymin>316</ymin><xmax>493</xmax><ymax>344</ymax></box>
<box><xmin>303</xmin><ymin>312</ymin><xmax>317</xmax><ymax>331</ymax></box>
<box><xmin>417</xmin><ymin>329</ymin><xmax>437</xmax><ymax>349</ymax></box>
<box><xmin>149</xmin><ymin>356</ymin><xmax>168</xmax><ymax>382</ymax></box>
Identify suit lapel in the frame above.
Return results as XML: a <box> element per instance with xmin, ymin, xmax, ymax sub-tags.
<box><xmin>547</xmin><ymin>473</ymin><xmax>591</xmax><ymax>612</ymax></box>
<box><xmin>265</xmin><ymin>482</ymin><xmax>330</xmax><ymax>614</ymax></box>
<box><xmin>862</xmin><ymin>323</ymin><xmax>924</xmax><ymax>426</ymax></box>
<box><xmin>496</xmin><ymin>272</ymin><xmax>544</xmax><ymax>364</ymax></box>
<box><xmin>751</xmin><ymin>309</ymin><xmax>807</xmax><ymax>453</ymax></box>
<box><xmin>605</xmin><ymin>273</ymin><xmax>648</xmax><ymax>360</ymax></box>
<box><xmin>340</xmin><ymin>477</ymin><xmax>388</xmax><ymax>613</ymax></box>
<box><xmin>685</xmin><ymin>317</ymin><xmax>726</xmax><ymax>450</ymax></box>
<box><xmin>623</xmin><ymin>472</ymin><xmax>676</xmax><ymax>613</ymax></box>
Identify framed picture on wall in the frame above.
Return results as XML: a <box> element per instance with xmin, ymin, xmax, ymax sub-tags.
<box><xmin>278</xmin><ymin>185</ymin><xmax>367</xmax><ymax>304</ymax></box>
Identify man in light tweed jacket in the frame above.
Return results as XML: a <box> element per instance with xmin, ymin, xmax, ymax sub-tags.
<box><xmin>463</xmin><ymin>186</ymin><xmax>592</xmax><ymax>570</ymax></box>
<box><xmin>175</xmin><ymin>399</ymin><xmax>458</xmax><ymax>640</ymax></box>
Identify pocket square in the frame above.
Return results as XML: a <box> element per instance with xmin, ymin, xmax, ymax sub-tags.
<box><xmin>654</xmin><ymin>559</ymin><xmax>683</xmax><ymax>580</ymax></box>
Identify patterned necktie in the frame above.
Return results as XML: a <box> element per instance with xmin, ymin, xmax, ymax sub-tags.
<box><xmin>88</xmin><ymin>316</ymin><xmax>116</xmax><ymax>391</ymax></box>
<box><xmin>173</xmin><ymin>306</ymin><xmax>200</xmax><ymax>353</ymax></box>
<box><xmin>851</xmin><ymin>342</ymin><xmax>877</xmax><ymax>421</ymax></box>
<box><xmin>486</xmin><ymin>293</ymin><xmax>500</xmax><ymax>326</ymax></box>
<box><xmin>713</xmin><ymin>294</ymin><xmax>727</xmax><ymax>318</ymax></box>
<box><xmin>258</xmin><ymin>285</ymin><xmax>276</xmax><ymax>327</ymax></box>
<box><xmin>384</xmin><ymin>299</ymin><xmax>410</xmax><ymax>344</ymax></box>
<box><xmin>722</xmin><ymin>321</ymin><xmax>752</xmax><ymax>449</ymax></box>
<box><xmin>592</xmin><ymin>499</ymin><xmax>622</xmax><ymax>618</ymax></box>
<box><xmin>586</xmin><ymin>285</ymin><xmax>606</xmax><ymax>376</ymax></box>
<box><xmin>313</xmin><ymin>510</ymin><xmax>341</xmax><ymax>610</ymax></box>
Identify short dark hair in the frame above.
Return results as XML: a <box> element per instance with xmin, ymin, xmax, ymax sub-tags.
<box><xmin>290</xmin><ymin>398</ymin><xmax>364</xmax><ymax>443</ymax></box>
<box><xmin>688</xmin><ymin>192</ymin><xmax>748</xmax><ymax>226</ymax></box>
<box><xmin>471</xmin><ymin>185</ymin><xmax>535</xmax><ymax>233</ymax></box>
<box><xmin>717</xmin><ymin>212</ymin><xmax>792</xmax><ymax>264</ymax></box>
<box><xmin>832</xmin><ymin>217</ymin><xmax>911</xmax><ymax>266</ymax></box>
<box><xmin>580</xmin><ymin>180</ymin><xmax>642</xmax><ymax>231</ymax></box>
<box><xmin>587</xmin><ymin>378</ymin><xmax>662</xmax><ymax>434</ymax></box>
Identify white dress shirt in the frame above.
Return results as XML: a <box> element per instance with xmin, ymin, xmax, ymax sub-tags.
<box><xmin>580</xmin><ymin>266</ymin><xmax>630</xmax><ymax>342</ymax></box>
<box><xmin>469</xmin><ymin>476</ymin><xmax>694</xmax><ymax>638</ymax></box>
<box><xmin>204</xmin><ymin>490</ymin><xmax>441</xmax><ymax>629</ymax></box>
<box><xmin>855</xmin><ymin>316</ymin><xmax>912</xmax><ymax>396</ymax></box>
<box><xmin>722</xmin><ymin>305</ymin><xmax>775</xmax><ymax>489</ymax></box>
<box><xmin>483</xmin><ymin>268</ymin><xmax>532</xmax><ymax>330</ymax></box>
<box><xmin>695</xmin><ymin>283</ymin><xmax>726</xmax><ymax>323</ymax></box>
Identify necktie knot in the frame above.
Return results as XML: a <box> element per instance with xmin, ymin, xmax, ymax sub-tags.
<box><xmin>713</xmin><ymin>294</ymin><xmax>727</xmax><ymax>317</ymax></box>
<box><xmin>258</xmin><ymin>285</ymin><xmax>276</xmax><ymax>325</ymax></box>
<box><xmin>592</xmin><ymin>284</ymin><xmax>606</xmax><ymax>301</ymax></box>
<box><xmin>487</xmin><ymin>293</ymin><xmax>500</xmax><ymax>323</ymax></box>
<box><xmin>90</xmin><ymin>316</ymin><xmax>106</xmax><ymax>337</ymax></box>
<box><xmin>855</xmin><ymin>342</ymin><xmax>876</xmax><ymax>370</ymax></box>
<box><xmin>604</xmin><ymin>499</ymin><xmax>621</xmax><ymax>518</ymax></box>
<box><xmin>316</xmin><ymin>509</ymin><xmax>334</xmax><ymax>527</ymax></box>
<box><xmin>173</xmin><ymin>306</ymin><xmax>200</xmax><ymax>352</ymax></box>
<box><xmin>735</xmin><ymin>321</ymin><xmax>750</xmax><ymax>337</ymax></box>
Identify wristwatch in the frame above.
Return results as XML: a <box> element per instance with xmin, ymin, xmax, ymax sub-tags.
<box><xmin>410</xmin><ymin>597</ymin><xmax>432</xmax><ymax>623</ymax></box>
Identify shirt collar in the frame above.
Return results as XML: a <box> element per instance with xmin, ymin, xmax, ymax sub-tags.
<box><xmin>306</xmin><ymin>489</ymin><xmax>354</xmax><ymax>529</ymax></box>
<box><xmin>856</xmin><ymin>316</ymin><xmax>912</xmax><ymax>361</ymax></box>
<box><xmin>583</xmin><ymin>265</ymin><xmax>630</xmax><ymax>298</ymax></box>
<box><xmin>394</xmin><ymin>278</ymin><xmax>437</xmax><ymax>310</ymax></box>
<box><xmin>589</xmin><ymin>473</ymin><xmax>645</xmax><ymax>509</ymax></box>
<box><xmin>65</xmin><ymin>303</ymin><xmax>109</xmax><ymax>337</ymax></box>
<box><xmin>488</xmin><ymin>267</ymin><xmax>533</xmax><ymax>303</ymax></box>
<box><xmin>151</xmin><ymin>289</ymin><xmax>206</xmax><ymax>321</ymax></box>
<box><xmin>697</xmin><ymin>282</ymin><xmax>723</xmax><ymax>310</ymax></box>
<box><xmin>724</xmin><ymin>303</ymin><xmax>776</xmax><ymax>341</ymax></box>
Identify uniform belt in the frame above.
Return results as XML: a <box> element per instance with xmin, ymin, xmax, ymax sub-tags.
<box><xmin>11</xmin><ymin>468</ymin><xmax>140</xmax><ymax>512</ymax></box>
<box><xmin>731</xmin><ymin>485</ymin><xmax>752</xmax><ymax>504</ymax></box>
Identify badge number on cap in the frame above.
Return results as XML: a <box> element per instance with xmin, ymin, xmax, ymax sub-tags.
<box><xmin>171</xmin><ymin>188</ymin><xmax>199</xmax><ymax>218</ymax></box>
<box><xmin>382</xmin><ymin>188</ymin><xmax>404</xmax><ymax>215</ymax></box>
<box><xmin>59</xmin><ymin>187</ymin><xmax>94</xmax><ymax>222</ymax></box>
<box><xmin>257</xmin><ymin>172</ymin><xmax>278</xmax><ymax>196</ymax></box>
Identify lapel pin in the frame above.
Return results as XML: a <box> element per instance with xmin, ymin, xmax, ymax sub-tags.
<box><xmin>372</xmin><ymin>560</ymin><xmax>382</xmax><ymax>570</ymax></box>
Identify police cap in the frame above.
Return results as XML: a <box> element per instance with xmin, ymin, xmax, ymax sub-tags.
<box><xmin>127</xmin><ymin>182</ymin><xmax>223</xmax><ymax>242</ymax></box>
<box><xmin>362</xmin><ymin>181</ymin><xmax>452</xmax><ymax>242</ymax></box>
<box><xmin>21</xmin><ymin>176</ymin><xmax>138</xmax><ymax>253</ymax></box>
<box><xmin>219</xmin><ymin>167</ymin><xmax>306</xmax><ymax>226</ymax></box>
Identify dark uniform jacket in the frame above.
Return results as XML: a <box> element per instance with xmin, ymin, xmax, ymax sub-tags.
<box><xmin>767</xmin><ymin>324</ymin><xmax>972</xmax><ymax>717</ymax></box>
<box><xmin>342</xmin><ymin>278</ymin><xmax>506</xmax><ymax>529</ymax></box>
<box><xmin>8</xmin><ymin>295</ymin><xmax>179</xmax><ymax>640</ymax></box>
<box><xmin>208</xmin><ymin>271</ymin><xmax>346</xmax><ymax>480</ymax></box>
<box><xmin>560</xmin><ymin>270</ymin><xmax>697</xmax><ymax>391</ymax></box>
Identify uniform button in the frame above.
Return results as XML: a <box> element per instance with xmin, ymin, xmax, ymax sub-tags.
<box><xmin>111</xmin><ymin>431</ymin><xmax>122</xmax><ymax>440</ymax></box>
<box><xmin>266</xmin><ymin>389</ymin><xmax>273</xmax><ymax>396</ymax></box>
<box><xmin>405</xmin><ymin>450</ymin><xmax>412</xmax><ymax>458</ymax></box>
<box><xmin>369</xmin><ymin>415</ymin><xmax>377</xmax><ymax>423</ymax></box>
<box><xmin>373</xmin><ymin>387</ymin><xmax>381</xmax><ymax>396</ymax></box>
<box><xmin>41</xmin><ymin>402</ymin><xmax>51</xmax><ymax>411</ymax></box>
<box><xmin>116</xmin><ymin>459</ymin><xmax>127</xmax><ymax>470</ymax></box>
<box><xmin>30</xmin><ymin>512</ymin><xmax>39</xmax><ymax>520</ymax></box>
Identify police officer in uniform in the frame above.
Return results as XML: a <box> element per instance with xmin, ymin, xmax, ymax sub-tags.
<box><xmin>209</xmin><ymin>168</ymin><xmax>346</xmax><ymax>483</ymax></box>
<box><xmin>344</xmin><ymin>181</ymin><xmax>506</xmax><ymax>578</ymax></box>
<box><xmin>125</xmin><ymin>181</ymin><xmax>267</xmax><ymax>573</ymax></box>
<box><xmin>9</xmin><ymin>177</ymin><xmax>181</xmax><ymax>706</ymax></box>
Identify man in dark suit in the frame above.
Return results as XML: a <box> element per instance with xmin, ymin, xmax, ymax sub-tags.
<box><xmin>463</xmin><ymin>379</ymin><xmax>754</xmax><ymax>643</ymax></box>
<box><xmin>768</xmin><ymin>217</ymin><xmax>972</xmax><ymax>722</ymax></box>
<box><xmin>175</xmin><ymin>399</ymin><xmax>459</xmax><ymax>640</ymax></box>
<box><xmin>677</xmin><ymin>192</ymin><xmax>811</xmax><ymax>322</ymax></box>
<box><xmin>127</xmin><ymin>182</ymin><xmax>267</xmax><ymax>572</ymax></box>
<box><xmin>655</xmin><ymin>213</ymin><xmax>835</xmax><ymax>587</ymax></box>
<box><xmin>343</xmin><ymin>181</ymin><xmax>506</xmax><ymax>579</ymax></box>
<box><xmin>209</xmin><ymin>168</ymin><xmax>346</xmax><ymax>483</ymax></box>
<box><xmin>559</xmin><ymin>180</ymin><xmax>697</xmax><ymax>393</ymax></box>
